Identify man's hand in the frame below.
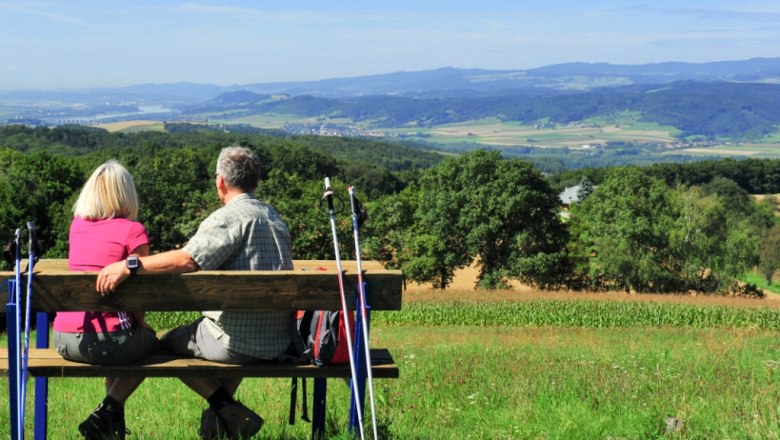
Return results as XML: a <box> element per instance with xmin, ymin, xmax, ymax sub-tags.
<box><xmin>97</xmin><ymin>260</ymin><xmax>130</xmax><ymax>296</ymax></box>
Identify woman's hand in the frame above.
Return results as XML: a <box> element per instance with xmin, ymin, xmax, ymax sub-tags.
<box><xmin>96</xmin><ymin>260</ymin><xmax>130</xmax><ymax>296</ymax></box>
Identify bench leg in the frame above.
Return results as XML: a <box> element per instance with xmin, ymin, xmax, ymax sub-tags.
<box><xmin>34</xmin><ymin>311</ymin><xmax>50</xmax><ymax>440</ymax></box>
<box><xmin>7</xmin><ymin>280</ymin><xmax>22</xmax><ymax>440</ymax></box>
<box><xmin>311</xmin><ymin>378</ymin><xmax>327</xmax><ymax>440</ymax></box>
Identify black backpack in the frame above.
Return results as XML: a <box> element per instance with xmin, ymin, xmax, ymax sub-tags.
<box><xmin>286</xmin><ymin>309</ymin><xmax>356</xmax><ymax>424</ymax></box>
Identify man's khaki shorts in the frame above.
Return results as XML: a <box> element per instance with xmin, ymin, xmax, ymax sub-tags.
<box><xmin>160</xmin><ymin>317</ymin><xmax>260</xmax><ymax>365</ymax></box>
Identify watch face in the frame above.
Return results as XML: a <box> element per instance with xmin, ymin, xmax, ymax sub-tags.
<box><xmin>127</xmin><ymin>256</ymin><xmax>139</xmax><ymax>269</ymax></box>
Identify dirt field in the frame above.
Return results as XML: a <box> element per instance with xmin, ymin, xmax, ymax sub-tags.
<box><xmin>421</xmin><ymin>119</ymin><xmax>677</xmax><ymax>147</ymax></box>
<box><xmin>91</xmin><ymin>120</ymin><xmax>164</xmax><ymax>132</ymax></box>
<box><xmin>405</xmin><ymin>261</ymin><xmax>780</xmax><ymax>307</ymax></box>
<box><xmin>680</xmin><ymin>147</ymin><xmax>763</xmax><ymax>156</ymax></box>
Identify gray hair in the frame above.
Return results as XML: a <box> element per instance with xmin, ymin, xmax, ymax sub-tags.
<box><xmin>216</xmin><ymin>146</ymin><xmax>261</xmax><ymax>192</ymax></box>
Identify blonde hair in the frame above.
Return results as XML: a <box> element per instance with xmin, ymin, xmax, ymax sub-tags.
<box><xmin>73</xmin><ymin>160</ymin><xmax>139</xmax><ymax>220</ymax></box>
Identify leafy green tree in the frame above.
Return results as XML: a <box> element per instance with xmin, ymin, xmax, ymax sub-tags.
<box><xmin>258</xmin><ymin>170</ymin><xmax>346</xmax><ymax>260</ymax></box>
<box><xmin>701</xmin><ymin>176</ymin><xmax>753</xmax><ymax>217</ymax></box>
<box><xmin>0</xmin><ymin>150</ymin><xmax>83</xmax><ymax>262</ymax></box>
<box><xmin>131</xmin><ymin>148</ymin><xmax>212</xmax><ymax>251</ymax></box>
<box><xmin>759</xmin><ymin>224</ymin><xmax>780</xmax><ymax>285</ymax></box>
<box><xmin>668</xmin><ymin>186</ymin><xmax>729</xmax><ymax>292</ymax></box>
<box><xmin>361</xmin><ymin>188</ymin><xmax>419</xmax><ymax>270</ymax></box>
<box><xmin>723</xmin><ymin>215</ymin><xmax>770</xmax><ymax>280</ymax></box>
<box><xmin>576</xmin><ymin>176</ymin><xmax>594</xmax><ymax>202</ymax></box>
<box><xmin>391</xmin><ymin>150</ymin><xmax>567</xmax><ymax>289</ymax></box>
<box><xmin>573</xmin><ymin>167</ymin><xmax>676</xmax><ymax>292</ymax></box>
<box><xmin>403</xmin><ymin>171</ymin><xmax>470</xmax><ymax>289</ymax></box>
<box><xmin>456</xmin><ymin>152</ymin><xmax>567</xmax><ymax>288</ymax></box>
<box><xmin>267</xmin><ymin>142</ymin><xmax>339</xmax><ymax>181</ymax></box>
<box><xmin>720</xmin><ymin>193</ymin><xmax>773</xmax><ymax>283</ymax></box>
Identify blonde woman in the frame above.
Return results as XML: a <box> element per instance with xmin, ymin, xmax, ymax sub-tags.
<box><xmin>53</xmin><ymin>160</ymin><xmax>160</xmax><ymax>440</ymax></box>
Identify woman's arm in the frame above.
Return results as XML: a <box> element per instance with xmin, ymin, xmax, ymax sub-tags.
<box><xmin>96</xmin><ymin>249</ymin><xmax>199</xmax><ymax>296</ymax></box>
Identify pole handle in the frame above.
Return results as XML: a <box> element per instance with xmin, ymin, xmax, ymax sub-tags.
<box><xmin>323</xmin><ymin>177</ymin><xmax>336</xmax><ymax>212</ymax></box>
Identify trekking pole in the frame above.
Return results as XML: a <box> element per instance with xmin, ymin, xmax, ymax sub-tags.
<box><xmin>348</xmin><ymin>186</ymin><xmax>379</xmax><ymax>440</ymax></box>
<box><xmin>13</xmin><ymin>228</ymin><xmax>22</xmax><ymax>311</ymax></box>
<box><xmin>20</xmin><ymin>222</ymin><xmax>36</xmax><ymax>410</ymax></box>
<box><xmin>323</xmin><ymin>177</ymin><xmax>366</xmax><ymax>440</ymax></box>
<box><xmin>10</xmin><ymin>228</ymin><xmax>23</xmax><ymax>440</ymax></box>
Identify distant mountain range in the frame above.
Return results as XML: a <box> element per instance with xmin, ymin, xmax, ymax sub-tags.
<box><xmin>229</xmin><ymin>57</ymin><xmax>780</xmax><ymax>98</ymax></box>
<box><xmin>3</xmin><ymin>57</ymin><xmax>780</xmax><ymax>106</ymax></box>
<box><xmin>4</xmin><ymin>57</ymin><xmax>780</xmax><ymax>141</ymax></box>
<box><xmin>178</xmin><ymin>80</ymin><xmax>780</xmax><ymax>139</ymax></box>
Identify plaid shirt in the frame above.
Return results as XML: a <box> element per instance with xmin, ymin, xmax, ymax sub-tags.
<box><xmin>183</xmin><ymin>193</ymin><xmax>294</xmax><ymax>359</ymax></box>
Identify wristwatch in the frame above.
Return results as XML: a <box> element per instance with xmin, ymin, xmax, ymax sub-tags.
<box><xmin>126</xmin><ymin>255</ymin><xmax>140</xmax><ymax>276</ymax></box>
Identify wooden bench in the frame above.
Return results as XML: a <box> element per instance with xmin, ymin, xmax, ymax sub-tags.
<box><xmin>2</xmin><ymin>259</ymin><xmax>403</xmax><ymax>439</ymax></box>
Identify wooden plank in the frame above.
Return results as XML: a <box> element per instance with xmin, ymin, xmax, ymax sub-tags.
<box><xmin>31</xmin><ymin>270</ymin><xmax>402</xmax><ymax>312</ymax></box>
<box><xmin>29</xmin><ymin>259</ymin><xmax>386</xmax><ymax>273</ymax></box>
<box><xmin>0</xmin><ymin>348</ymin><xmax>399</xmax><ymax>379</ymax></box>
<box><xmin>2</xmin><ymin>259</ymin><xmax>402</xmax><ymax>311</ymax></box>
<box><xmin>1</xmin><ymin>258</ymin><xmax>30</xmax><ymax>277</ymax></box>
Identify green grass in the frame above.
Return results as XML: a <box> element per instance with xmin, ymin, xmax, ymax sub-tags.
<box><xmin>4</xmin><ymin>300</ymin><xmax>780</xmax><ymax>438</ymax></box>
<box><xmin>741</xmin><ymin>271</ymin><xmax>780</xmax><ymax>296</ymax></box>
<box><xmin>374</xmin><ymin>300</ymin><xmax>780</xmax><ymax>329</ymax></box>
<box><xmin>3</xmin><ymin>325</ymin><xmax>780</xmax><ymax>439</ymax></box>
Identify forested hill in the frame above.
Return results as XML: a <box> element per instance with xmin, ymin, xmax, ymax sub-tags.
<box><xmin>221</xmin><ymin>57</ymin><xmax>780</xmax><ymax>97</ymax></box>
<box><xmin>0</xmin><ymin>124</ymin><xmax>443</xmax><ymax>173</ymax></box>
<box><xmin>527</xmin><ymin>57</ymin><xmax>780</xmax><ymax>82</ymax></box>
<box><xmin>5</xmin><ymin>125</ymin><xmax>780</xmax><ymax>294</ymax></box>
<box><xmin>184</xmin><ymin>81</ymin><xmax>780</xmax><ymax>140</ymax></box>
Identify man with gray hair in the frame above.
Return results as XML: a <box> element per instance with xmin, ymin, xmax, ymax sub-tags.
<box><xmin>97</xmin><ymin>146</ymin><xmax>293</xmax><ymax>439</ymax></box>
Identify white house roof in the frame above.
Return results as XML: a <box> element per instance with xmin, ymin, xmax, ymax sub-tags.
<box><xmin>560</xmin><ymin>185</ymin><xmax>581</xmax><ymax>205</ymax></box>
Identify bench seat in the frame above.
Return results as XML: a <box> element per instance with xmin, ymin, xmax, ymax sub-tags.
<box><xmin>0</xmin><ymin>348</ymin><xmax>398</xmax><ymax>379</ymax></box>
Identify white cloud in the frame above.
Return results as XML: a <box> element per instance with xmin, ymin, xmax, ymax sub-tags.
<box><xmin>179</xmin><ymin>3</ymin><xmax>269</xmax><ymax>18</ymax></box>
<box><xmin>0</xmin><ymin>1</ymin><xmax>89</xmax><ymax>26</ymax></box>
<box><xmin>628</xmin><ymin>5</ymin><xmax>780</xmax><ymax>22</ymax></box>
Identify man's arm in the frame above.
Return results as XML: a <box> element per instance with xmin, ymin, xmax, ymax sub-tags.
<box><xmin>128</xmin><ymin>244</ymin><xmax>152</xmax><ymax>329</ymax></box>
<box><xmin>96</xmin><ymin>250</ymin><xmax>199</xmax><ymax>296</ymax></box>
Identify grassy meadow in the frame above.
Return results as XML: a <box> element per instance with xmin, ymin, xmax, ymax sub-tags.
<box><xmin>3</xmin><ymin>287</ymin><xmax>780</xmax><ymax>439</ymax></box>
<box><xmin>202</xmin><ymin>113</ymin><xmax>780</xmax><ymax>158</ymax></box>
<box><xmin>677</xmin><ymin>142</ymin><xmax>780</xmax><ymax>159</ymax></box>
<box><xmin>200</xmin><ymin>113</ymin><xmax>685</xmax><ymax>149</ymax></box>
<box><xmin>390</xmin><ymin>118</ymin><xmax>680</xmax><ymax>148</ymax></box>
<box><xmin>85</xmin><ymin>114</ymin><xmax>780</xmax><ymax>159</ymax></box>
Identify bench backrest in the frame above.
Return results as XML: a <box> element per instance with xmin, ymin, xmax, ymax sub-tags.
<box><xmin>2</xmin><ymin>259</ymin><xmax>403</xmax><ymax>312</ymax></box>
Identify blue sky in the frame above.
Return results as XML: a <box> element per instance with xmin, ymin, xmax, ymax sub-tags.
<box><xmin>1</xmin><ymin>1</ymin><xmax>780</xmax><ymax>90</ymax></box>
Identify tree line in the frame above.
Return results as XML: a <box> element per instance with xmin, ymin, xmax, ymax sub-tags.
<box><xmin>2</xmin><ymin>126</ymin><xmax>779</xmax><ymax>294</ymax></box>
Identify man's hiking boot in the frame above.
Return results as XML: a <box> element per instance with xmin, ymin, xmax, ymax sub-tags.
<box><xmin>217</xmin><ymin>401</ymin><xmax>264</xmax><ymax>439</ymax></box>
<box><xmin>199</xmin><ymin>408</ymin><xmax>227</xmax><ymax>440</ymax></box>
<box><xmin>78</xmin><ymin>402</ymin><xmax>127</xmax><ymax>440</ymax></box>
